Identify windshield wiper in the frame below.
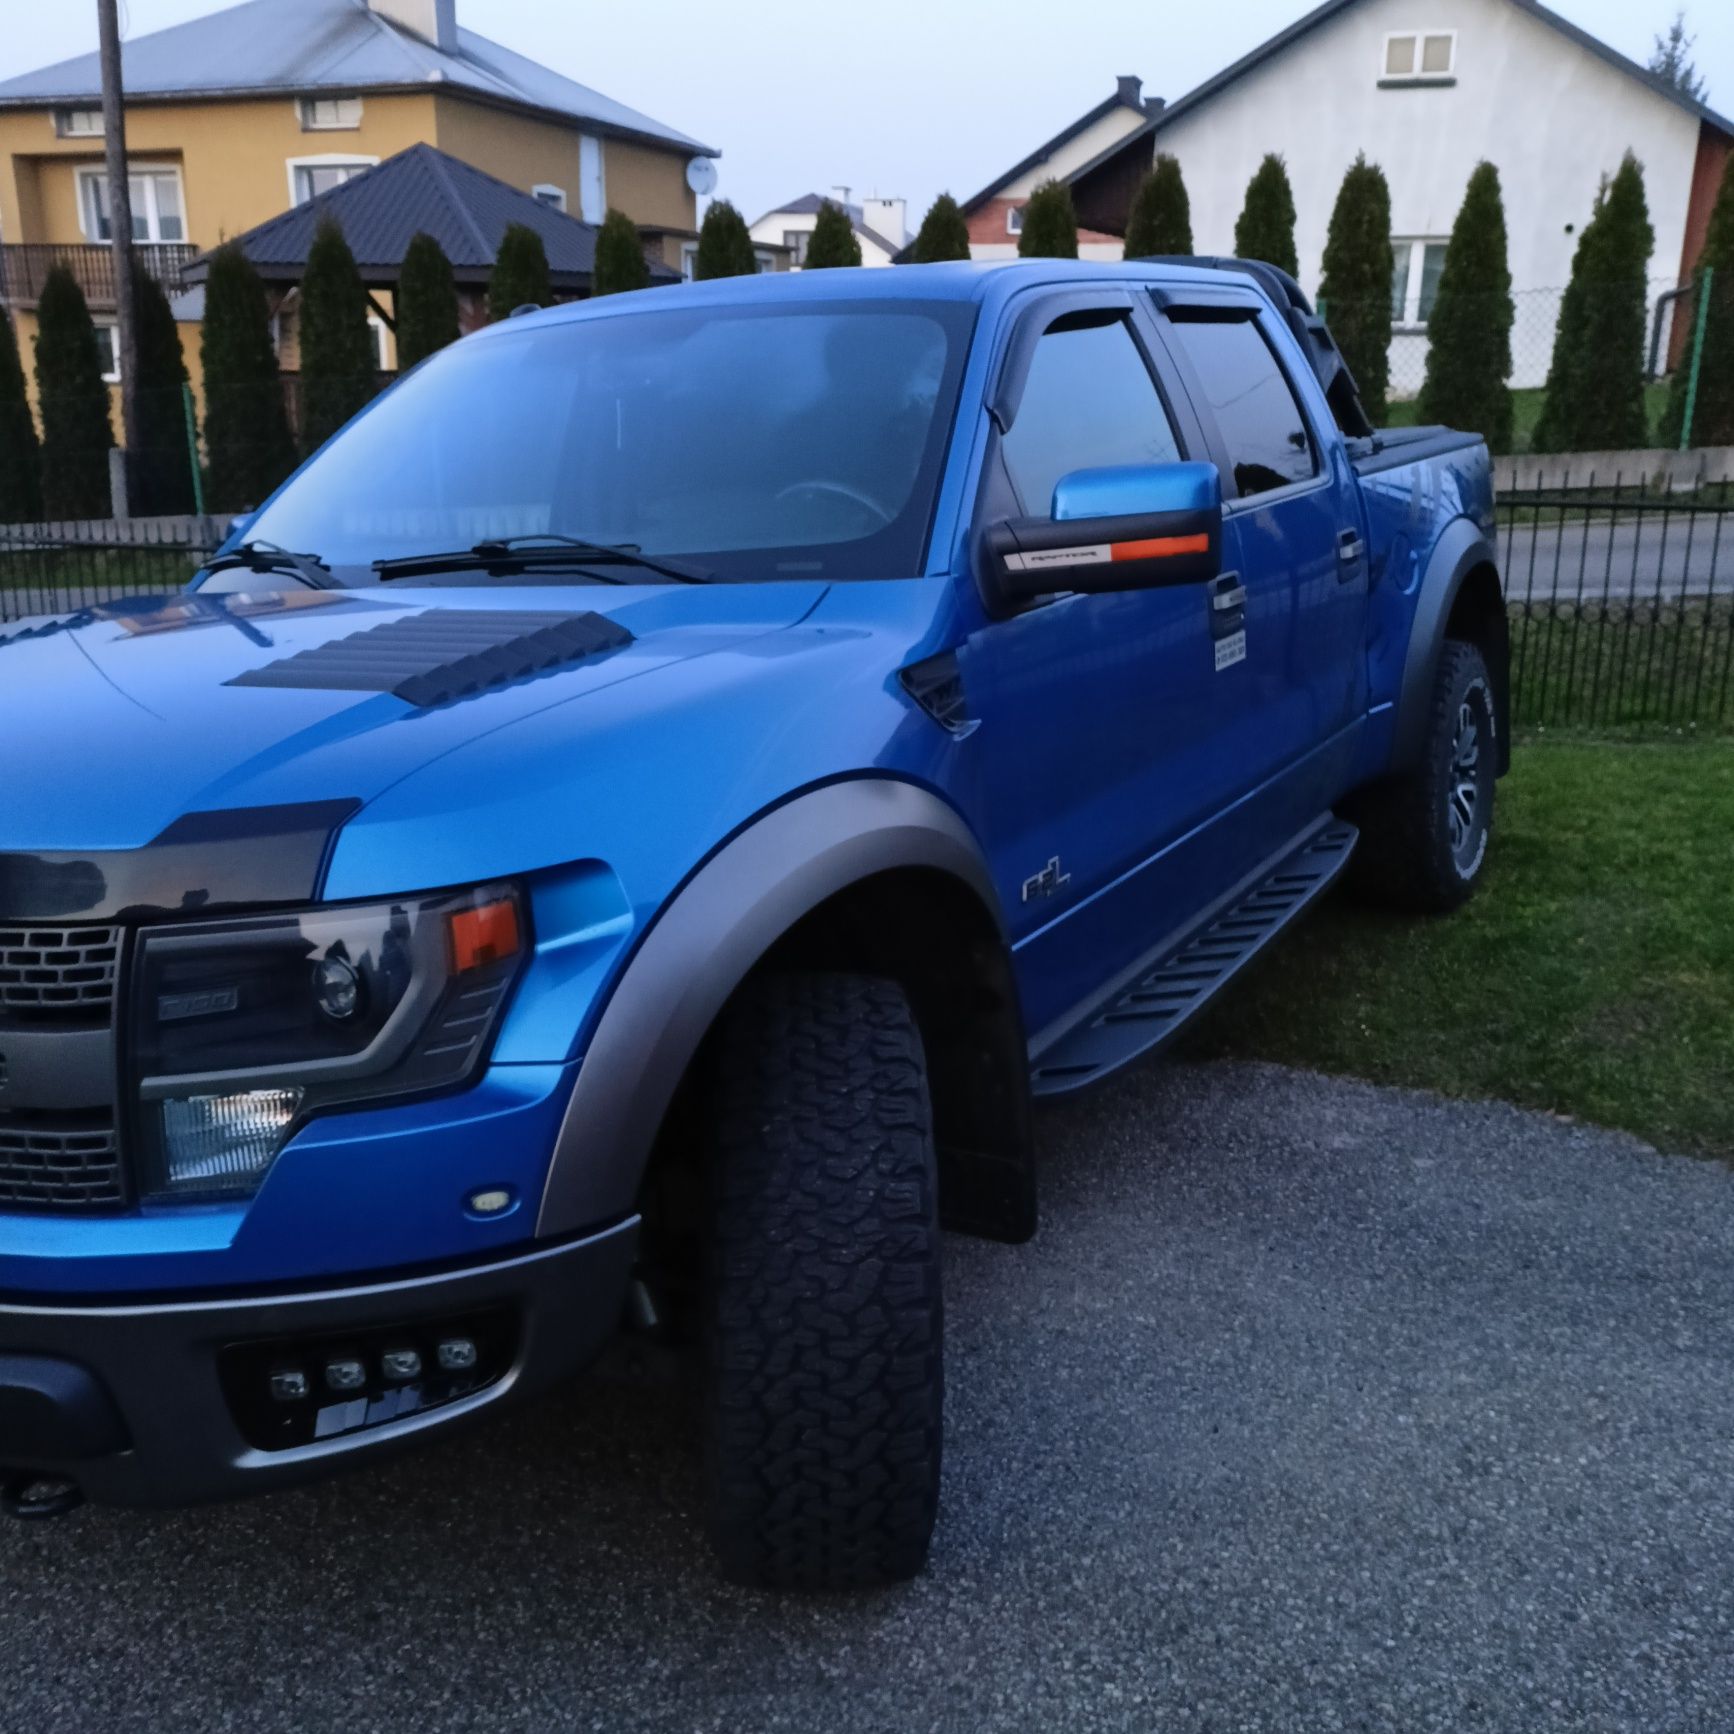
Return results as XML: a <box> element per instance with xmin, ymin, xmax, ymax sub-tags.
<box><xmin>373</xmin><ymin>534</ymin><xmax>710</xmax><ymax>585</ymax></box>
<box><xmin>200</xmin><ymin>540</ymin><xmax>335</xmax><ymax>589</ymax></box>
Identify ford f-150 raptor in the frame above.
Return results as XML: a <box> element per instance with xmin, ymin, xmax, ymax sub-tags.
<box><xmin>0</xmin><ymin>257</ymin><xmax>1506</xmax><ymax>1590</ymax></box>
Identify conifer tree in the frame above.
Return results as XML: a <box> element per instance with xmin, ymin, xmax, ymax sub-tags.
<box><xmin>909</xmin><ymin>193</ymin><xmax>970</xmax><ymax>262</ymax></box>
<box><xmin>1534</xmin><ymin>155</ymin><xmax>1654</xmax><ymax>453</ymax></box>
<box><xmin>488</xmin><ymin>221</ymin><xmax>554</xmax><ymax>318</ymax></box>
<box><xmin>298</xmin><ymin>216</ymin><xmax>377</xmax><ymax>454</ymax></box>
<box><xmin>1662</xmin><ymin>153</ymin><xmax>1734</xmax><ymax>448</ymax></box>
<box><xmin>395</xmin><ymin>231</ymin><xmax>460</xmax><ymax>368</ymax></box>
<box><xmin>591</xmin><ymin>208</ymin><xmax>652</xmax><ymax>295</ymax></box>
<box><xmin>1317</xmin><ymin>154</ymin><xmax>1395</xmax><ymax>425</ymax></box>
<box><xmin>0</xmin><ymin>304</ymin><xmax>41</xmax><ymax>523</ymax></box>
<box><xmin>1233</xmin><ymin>155</ymin><xmax>1299</xmax><ymax>277</ymax></box>
<box><xmin>33</xmin><ymin>264</ymin><xmax>113</xmax><ymax>518</ymax></box>
<box><xmin>129</xmin><ymin>272</ymin><xmax>195</xmax><ymax>515</ymax></box>
<box><xmin>805</xmin><ymin>199</ymin><xmax>863</xmax><ymax>268</ymax></box>
<box><xmin>201</xmin><ymin>242</ymin><xmax>296</xmax><ymax>512</ymax></box>
<box><xmin>1124</xmin><ymin>155</ymin><xmax>1193</xmax><ymax>258</ymax></box>
<box><xmin>692</xmin><ymin>200</ymin><xmax>758</xmax><ymax>279</ymax></box>
<box><xmin>1017</xmin><ymin>180</ymin><xmax>1078</xmax><ymax>259</ymax></box>
<box><xmin>1417</xmin><ymin>162</ymin><xmax>1516</xmax><ymax>454</ymax></box>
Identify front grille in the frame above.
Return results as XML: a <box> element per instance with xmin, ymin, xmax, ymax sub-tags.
<box><xmin>0</xmin><ymin>1112</ymin><xmax>126</xmax><ymax>1211</ymax></box>
<box><xmin>0</xmin><ymin>923</ymin><xmax>122</xmax><ymax>1016</ymax></box>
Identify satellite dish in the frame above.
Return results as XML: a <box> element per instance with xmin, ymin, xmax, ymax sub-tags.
<box><xmin>685</xmin><ymin>157</ymin><xmax>718</xmax><ymax>197</ymax></box>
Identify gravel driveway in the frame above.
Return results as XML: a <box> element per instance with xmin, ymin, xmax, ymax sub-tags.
<box><xmin>5</xmin><ymin>1060</ymin><xmax>1733</xmax><ymax>1733</ymax></box>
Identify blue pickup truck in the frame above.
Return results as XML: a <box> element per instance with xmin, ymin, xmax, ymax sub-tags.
<box><xmin>0</xmin><ymin>258</ymin><xmax>1505</xmax><ymax>1588</ymax></box>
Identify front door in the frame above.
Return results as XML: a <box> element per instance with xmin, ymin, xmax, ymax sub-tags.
<box><xmin>959</xmin><ymin>295</ymin><xmax>1251</xmax><ymax>1043</ymax></box>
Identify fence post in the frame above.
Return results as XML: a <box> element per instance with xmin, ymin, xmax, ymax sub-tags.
<box><xmin>107</xmin><ymin>447</ymin><xmax>130</xmax><ymax>520</ymax></box>
<box><xmin>1680</xmin><ymin>266</ymin><xmax>1712</xmax><ymax>453</ymax></box>
<box><xmin>182</xmin><ymin>380</ymin><xmax>205</xmax><ymax>517</ymax></box>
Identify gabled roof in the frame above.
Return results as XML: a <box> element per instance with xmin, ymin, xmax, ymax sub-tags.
<box><xmin>956</xmin><ymin>75</ymin><xmax>1160</xmax><ymax>218</ymax></box>
<box><xmin>1061</xmin><ymin>0</ymin><xmax>1732</xmax><ymax>193</ymax></box>
<box><xmin>754</xmin><ymin>193</ymin><xmax>902</xmax><ymax>257</ymax></box>
<box><xmin>181</xmin><ymin>142</ymin><xmax>680</xmax><ymax>288</ymax></box>
<box><xmin>0</xmin><ymin>0</ymin><xmax>717</xmax><ymax>156</ymax></box>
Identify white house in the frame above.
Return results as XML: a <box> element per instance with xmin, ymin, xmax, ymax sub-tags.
<box><xmin>951</xmin><ymin>0</ymin><xmax>1733</xmax><ymax>393</ymax></box>
<box><xmin>750</xmin><ymin>191</ymin><xmax>908</xmax><ymax>267</ymax></box>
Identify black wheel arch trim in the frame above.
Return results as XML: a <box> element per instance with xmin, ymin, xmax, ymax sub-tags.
<box><xmin>1392</xmin><ymin>518</ymin><xmax>1510</xmax><ymax>778</ymax></box>
<box><xmin>535</xmin><ymin>777</ymin><xmax>1019</xmax><ymax>1239</ymax></box>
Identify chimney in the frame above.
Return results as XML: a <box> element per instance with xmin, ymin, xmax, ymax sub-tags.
<box><xmin>368</xmin><ymin>0</ymin><xmax>458</xmax><ymax>52</ymax></box>
<box><xmin>862</xmin><ymin>197</ymin><xmax>907</xmax><ymax>247</ymax></box>
<box><xmin>1115</xmin><ymin>74</ymin><xmax>1143</xmax><ymax>108</ymax></box>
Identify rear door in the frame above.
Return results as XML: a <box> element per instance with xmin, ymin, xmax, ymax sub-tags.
<box><xmin>1151</xmin><ymin>293</ymin><xmax>1367</xmax><ymax>830</ymax></box>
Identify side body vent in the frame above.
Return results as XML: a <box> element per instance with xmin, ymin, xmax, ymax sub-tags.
<box><xmin>229</xmin><ymin>609</ymin><xmax>634</xmax><ymax>708</ymax></box>
<box><xmin>899</xmin><ymin>652</ymin><xmax>977</xmax><ymax>737</ymax></box>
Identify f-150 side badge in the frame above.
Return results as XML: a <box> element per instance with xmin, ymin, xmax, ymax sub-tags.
<box><xmin>1021</xmin><ymin>857</ymin><xmax>1071</xmax><ymax>903</ymax></box>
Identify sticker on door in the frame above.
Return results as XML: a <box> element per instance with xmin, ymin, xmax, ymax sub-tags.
<box><xmin>1214</xmin><ymin>630</ymin><xmax>1247</xmax><ymax>672</ymax></box>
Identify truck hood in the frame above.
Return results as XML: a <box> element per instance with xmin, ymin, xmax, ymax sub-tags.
<box><xmin>0</xmin><ymin>583</ymin><xmax>827</xmax><ymax>852</ymax></box>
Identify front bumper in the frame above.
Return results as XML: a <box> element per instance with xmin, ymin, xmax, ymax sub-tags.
<box><xmin>0</xmin><ymin>1218</ymin><xmax>637</xmax><ymax>1508</ymax></box>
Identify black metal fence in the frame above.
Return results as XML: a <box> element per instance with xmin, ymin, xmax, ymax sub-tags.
<box><xmin>1499</xmin><ymin>476</ymin><xmax>1733</xmax><ymax>732</ymax></box>
<box><xmin>3</xmin><ymin>486</ymin><xmax>1733</xmax><ymax>734</ymax></box>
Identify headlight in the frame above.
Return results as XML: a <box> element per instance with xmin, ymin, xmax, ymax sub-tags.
<box><xmin>131</xmin><ymin>883</ymin><xmax>526</xmax><ymax>1200</ymax></box>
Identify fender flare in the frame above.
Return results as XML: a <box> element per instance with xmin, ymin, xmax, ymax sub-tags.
<box><xmin>535</xmin><ymin>777</ymin><xmax>1005</xmax><ymax>1238</ymax></box>
<box><xmin>1390</xmin><ymin>516</ymin><xmax>1506</xmax><ymax>775</ymax></box>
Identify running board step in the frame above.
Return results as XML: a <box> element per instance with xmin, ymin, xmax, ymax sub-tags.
<box><xmin>1029</xmin><ymin>819</ymin><xmax>1359</xmax><ymax>1097</ymax></box>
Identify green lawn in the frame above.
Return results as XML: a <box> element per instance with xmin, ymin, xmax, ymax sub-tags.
<box><xmin>1386</xmin><ymin>381</ymin><xmax>1672</xmax><ymax>453</ymax></box>
<box><xmin>1181</xmin><ymin>740</ymin><xmax>1734</xmax><ymax>1158</ymax></box>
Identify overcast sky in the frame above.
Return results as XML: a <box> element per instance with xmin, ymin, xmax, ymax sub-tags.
<box><xmin>2</xmin><ymin>0</ymin><xmax>1729</xmax><ymax>228</ymax></box>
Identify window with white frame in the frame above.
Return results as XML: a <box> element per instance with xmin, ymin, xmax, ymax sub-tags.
<box><xmin>754</xmin><ymin>249</ymin><xmax>777</xmax><ymax>273</ymax></box>
<box><xmin>783</xmin><ymin>228</ymin><xmax>810</xmax><ymax>266</ymax></box>
<box><xmin>299</xmin><ymin>95</ymin><xmax>363</xmax><ymax>131</ymax></box>
<box><xmin>1383</xmin><ymin>31</ymin><xmax>1456</xmax><ymax>80</ymax></box>
<box><xmin>578</xmin><ymin>135</ymin><xmax>605</xmax><ymax>224</ymax></box>
<box><xmin>533</xmin><ymin>184</ymin><xmax>567</xmax><ymax>212</ymax></box>
<box><xmin>1006</xmin><ymin>204</ymin><xmax>1025</xmax><ymax>235</ymax></box>
<box><xmin>680</xmin><ymin>241</ymin><xmax>699</xmax><ymax>280</ymax></box>
<box><xmin>289</xmin><ymin>156</ymin><xmax>377</xmax><ymax>205</ymax></box>
<box><xmin>1391</xmin><ymin>238</ymin><xmax>1449</xmax><ymax>325</ymax></box>
<box><xmin>93</xmin><ymin>320</ymin><xmax>120</xmax><ymax>382</ymax></box>
<box><xmin>55</xmin><ymin>108</ymin><xmax>103</xmax><ymax>137</ymax></box>
<box><xmin>77</xmin><ymin>165</ymin><xmax>186</xmax><ymax>243</ymax></box>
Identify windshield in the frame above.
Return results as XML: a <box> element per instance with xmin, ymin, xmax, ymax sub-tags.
<box><xmin>244</xmin><ymin>299</ymin><xmax>977</xmax><ymax>582</ymax></box>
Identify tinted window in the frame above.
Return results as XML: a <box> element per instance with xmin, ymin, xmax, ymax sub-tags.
<box><xmin>245</xmin><ymin>301</ymin><xmax>975</xmax><ymax>582</ymax></box>
<box><xmin>1166</xmin><ymin>317</ymin><xmax>1318</xmax><ymax>497</ymax></box>
<box><xmin>1000</xmin><ymin>318</ymin><xmax>1182</xmax><ymax>517</ymax></box>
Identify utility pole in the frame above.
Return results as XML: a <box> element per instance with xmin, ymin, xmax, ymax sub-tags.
<box><xmin>97</xmin><ymin>0</ymin><xmax>139</xmax><ymax>510</ymax></box>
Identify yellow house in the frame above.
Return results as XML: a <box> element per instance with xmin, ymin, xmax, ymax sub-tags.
<box><xmin>0</xmin><ymin>0</ymin><xmax>718</xmax><ymax>422</ymax></box>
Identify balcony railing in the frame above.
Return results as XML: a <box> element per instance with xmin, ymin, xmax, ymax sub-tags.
<box><xmin>0</xmin><ymin>243</ymin><xmax>200</xmax><ymax>310</ymax></box>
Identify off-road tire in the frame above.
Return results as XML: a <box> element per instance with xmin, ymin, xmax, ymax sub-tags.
<box><xmin>1349</xmin><ymin>639</ymin><xmax>1497</xmax><ymax>913</ymax></box>
<box><xmin>703</xmin><ymin>972</ymin><xmax>943</xmax><ymax>1591</ymax></box>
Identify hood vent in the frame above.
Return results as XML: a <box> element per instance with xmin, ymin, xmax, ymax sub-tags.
<box><xmin>228</xmin><ymin>609</ymin><xmax>634</xmax><ymax>709</ymax></box>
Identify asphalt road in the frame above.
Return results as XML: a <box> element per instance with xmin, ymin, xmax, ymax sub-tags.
<box><xmin>4</xmin><ymin>1059</ymin><xmax>1734</xmax><ymax>1733</ymax></box>
<box><xmin>1505</xmin><ymin>519</ymin><xmax>1730</xmax><ymax>601</ymax></box>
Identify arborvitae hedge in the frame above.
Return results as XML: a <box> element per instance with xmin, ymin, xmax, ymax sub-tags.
<box><xmin>1417</xmin><ymin>162</ymin><xmax>1515</xmax><ymax>454</ymax></box>
<box><xmin>1317</xmin><ymin>154</ymin><xmax>1395</xmax><ymax>425</ymax></box>
<box><xmin>33</xmin><ymin>264</ymin><xmax>113</xmax><ymax>519</ymax></box>
<box><xmin>909</xmin><ymin>193</ymin><xmax>970</xmax><ymax>262</ymax></box>
<box><xmin>1233</xmin><ymin>155</ymin><xmax>1299</xmax><ymax>277</ymax></box>
<box><xmin>805</xmin><ymin>200</ymin><xmax>863</xmax><ymax>268</ymax></box>
<box><xmin>1017</xmin><ymin>180</ymin><xmax>1078</xmax><ymax>259</ymax></box>
<box><xmin>201</xmin><ymin>243</ymin><xmax>296</xmax><ymax>512</ymax></box>
<box><xmin>693</xmin><ymin>201</ymin><xmax>758</xmax><ymax>279</ymax></box>
<box><xmin>488</xmin><ymin>222</ymin><xmax>553</xmax><ymax>319</ymax></box>
<box><xmin>297</xmin><ymin>216</ymin><xmax>377</xmax><ymax>455</ymax></box>
<box><xmin>129</xmin><ymin>272</ymin><xmax>195</xmax><ymax>515</ymax></box>
<box><xmin>0</xmin><ymin>304</ymin><xmax>41</xmax><ymax>523</ymax></box>
<box><xmin>395</xmin><ymin>231</ymin><xmax>460</xmax><ymax>368</ymax></box>
<box><xmin>1663</xmin><ymin>154</ymin><xmax>1734</xmax><ymax>448</ymax></box>
<box><xmin>1124</xmin><ymin>155</ymin><xmax>1193</xmax><ymax>258</ymax></box>
<box><xmin>1534</xmin><ymin>155</ymin><xmax>1654</xmax><ymax>453</ymax></box>
<box><xmin>591</xmin><ymin>208</ymin><xmax>652</xmax><ymax>296</ymax></box>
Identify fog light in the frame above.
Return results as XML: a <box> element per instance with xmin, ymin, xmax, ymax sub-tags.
<box><xmin>325</xmin><ymin>1358</ymin><xmax>366</xmax><ymax>1393</ymax></box>
<box><xmin>381</xmin><ymin>1348</ymin><xmax>422</xmax><ymax>1382</ymax></box>
<box><xmin>269</xmin><ymin>1369</ymin><xmax>309</xmax><ymax>1403</ymax></box>
<box><xmin>437</xmin><ymin>1338</ymin><xmax>477</xmax><ymax>1372</ymax></box>
<box><xmin>156</xmin><ymin>1089</ymin><xmax>302</xmax><ymax>1197</ymax></box>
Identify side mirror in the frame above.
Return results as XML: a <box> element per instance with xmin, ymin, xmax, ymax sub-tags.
<box><xmin>983</xmin><ymin>461</ymin><xmax>1222</xmax><ymax>605</ymax></box>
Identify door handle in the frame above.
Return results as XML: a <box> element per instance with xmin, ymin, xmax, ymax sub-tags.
<box><xmin>1338</xmin><ymin>531</ymin><xmax>1365</xmax><ymax>565</ymax></box>
<box><xmin>1210</xmin><ymin>578</ymin><xmax>1247</xmax><ymax>612</ymax></box>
